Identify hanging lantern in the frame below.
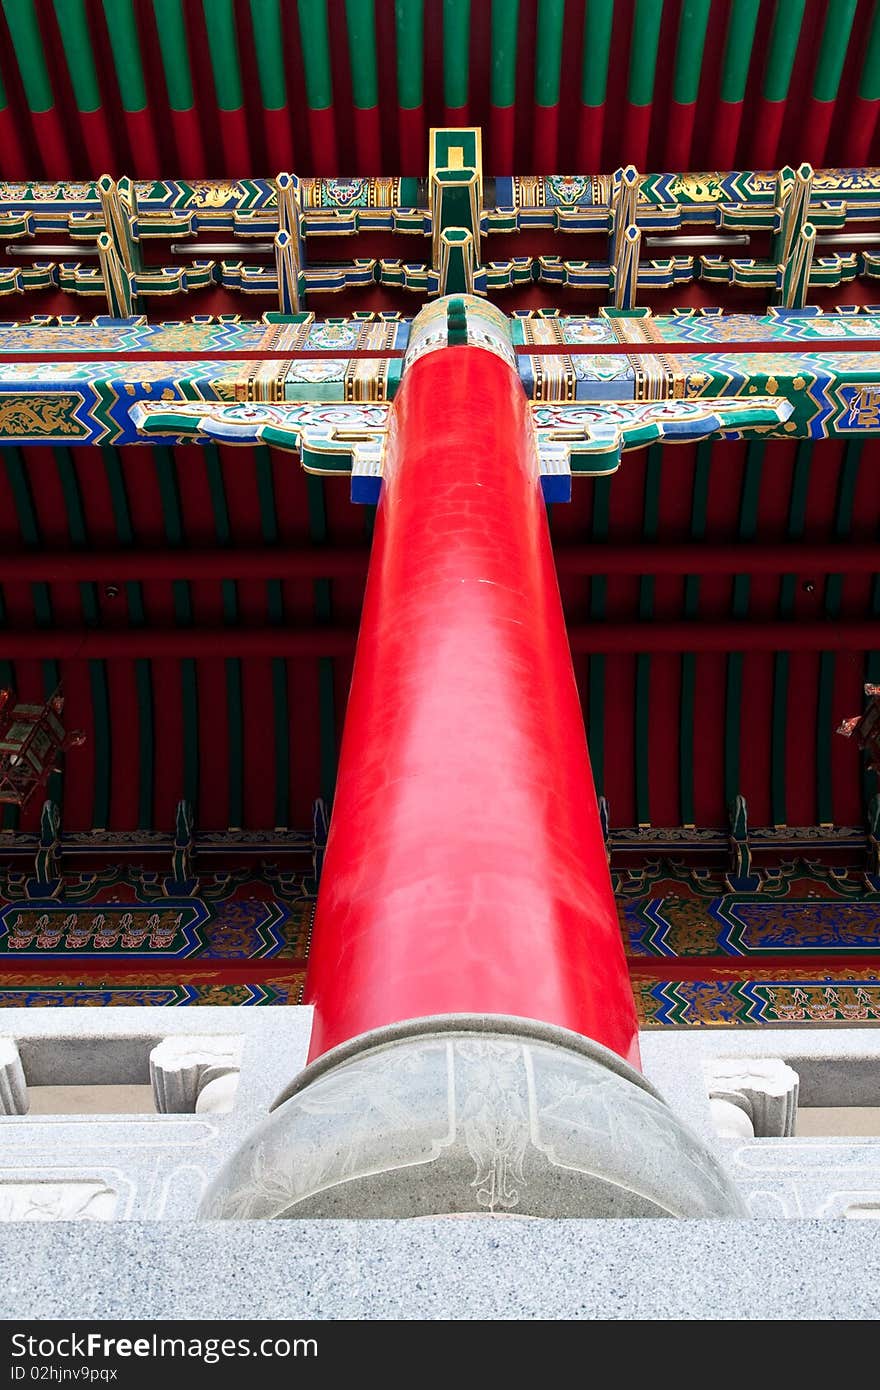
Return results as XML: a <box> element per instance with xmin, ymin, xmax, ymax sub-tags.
<box><xmin>0</xmin><ymin>689</ymin><xmax>85</xmax><ymax>809</ymax></box>
<box><xmin>837</xmin><ymin>684</ymin><xmax>880</xmax><ymax>775</ymax></box>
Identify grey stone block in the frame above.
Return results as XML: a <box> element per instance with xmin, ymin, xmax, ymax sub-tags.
<box><xmin>706</xmin><ymin>1057</ymin><xmax>800</xmax><ymax>1137</ymax></box>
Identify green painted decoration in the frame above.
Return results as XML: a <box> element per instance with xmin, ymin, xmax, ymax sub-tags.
<box><xmin>581</xmin><ymin>0</ymin><xmax>614</xmax><ymax>106</ymax></box>
<box><xmin>101</xmin><ymin>0</ymin><xmax>149</xmax><ymax>112</ymax></box>
<box><xmin>491</xmin><ymin>0</ymin><xmax>519</xmax><ymax>108</ymax></box>
<box><xmin>672</xmin><ymin>0</ymin><xmax>711</xmax><ymax>105</ymax></box>
<box><xmin>763</xmin><ymin>0</ymin><xmax>807</xmax><ymax>102</ymax></box>
<box><xmin>628</xmin><ymin>0</ymin><xmax>664</xmax><ymax>106</ymax></box>
<box><xmin>151</xmin><ymin>0</ymin><xmax>195</xmax><ymax>111</ymax></box>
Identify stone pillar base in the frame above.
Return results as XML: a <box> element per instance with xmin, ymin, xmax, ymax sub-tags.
<box><xmin>199</xmin><ymin>1016</ymin><xmax>746</xmax><ymax>1219</ymax></box>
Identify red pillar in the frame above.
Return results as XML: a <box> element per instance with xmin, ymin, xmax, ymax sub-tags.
<box><xmin>303</xmin><ymin>340</ymin><xmax>640</xmax><ymax>1070</ymax></box>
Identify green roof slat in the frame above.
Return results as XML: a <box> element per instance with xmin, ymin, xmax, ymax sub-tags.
<box><xmin>724</xmin><ymin>441</ymin><xmax>763</xmax><ymax>810</ymax></box>
<box><xmin>306</xmin><ymin>472</ymin><xmax>337</xmax><ymax>805</ymax></box>
<box><xmin>53</xmin><ymin>0</ymin><xmax>102</xmax><ymax>112</ymax></box>
<box><xmin>587</xmin><ymin>476</ymin><xmax>611</xmax><ymax>795</ymax></box>
<box><xmin>255</xmin><ymin>448</ymin><xmax>290</xmax><ymax>829</ymax></box>
<box><xmin>491</xmin><ymin>0</ymin><xmax>519</xmax><ymax>107</ymax></box>
<box><xmin>101</xmin><ymin>0</ymin><xmax>148</xmax><ymax>112</ymax></box>
<box><xmin>153</xmin><ymin>446</ymin><xmax>199</xmax><ymax>816</ymax></box>
<box><xmin>859</xmin><ymin>0</ymin><xmax>880</xmax><ymax>99</ymax></box>
<box><xmin>679</xmin><ymin>439</ymin><xmax>712</xmax><ymax>827</ymax></box>
<box><xmin>394</xmin><ymin>0</ymin><xmax>424</xmax><ymax>109</ymax></box>
<box><xmin>54</xmin><ymin>448</ymin><xmax>110</xmax><ymax>831</ymax></box>
<box><xmin>770</xmin><ymin>441</ymin><xmax>812</xmax><ymax>827</ymax></box>
<box><xmin>535</xmin><ymin>0</ymin><xmax>565</xmax><ymax>106</ymax></box>
<box><xmin>635</xmin><ymin>445</ymin><xmax>662</xmax><ymax>827</ymax></box>
<box><xmin>816</xmin><ymin>440</ymin><xmax>862</xmax><ymax>825</ymax></box>
<box><xmin>249</xmin><ymin>0</ymin><xmax>287</xmax><ymax>109</ymax></box>
<box><xmin>202</xmin><ymin>0</ymin><xmax>244</xmax><ymax>110</ymax></box>
<box><xmin>297</xmin><ymin>0</ymin><xmax>334</xmax><ymax>110</ymax></box>
<box><xmin>443</xmin><ymin>0</ymin><xmax>471</xmax><ymax>109</ymax></box>
<box><xmin>205</xmin><ymin>445</ymin><xmax>244</xmax><ymax>830</ymax></box>
<box><xmin>1</xmin><ymin>0</ymin><xmax>54</xmax><ymax>111</ymax></box>
<box><xmin>151</xmin><ymin>0</ymin><xmax>195</xmax><ymax>110</ymax></box>
<box><xmin>672</xmin><ymin>0</ymin><xmax>711</xmax><ymax>105</ymax></box>
<box><xmin>346</xmin><ymin>0</ymin><xmax>379</xmax><ymax>110</ymax></box>
<box><xmin>3</xmin><ymin>448</ymin><xmax>62</xmax><ymax>812</ymax></box>
<box><xmin>813</xmin><ymin>0</ymin><xmax>858</xmax><ymax>100</ymax></box>
<box><xmin>102</xmin><ymin>446</ymin><xmax>153</xmax><ymax>831</ymax></box>
<box><xmin>581</xmin><ymin>0</ymin><xmax>614</xmax><ymax>106</ymax></box>
<box><xmin>628</xmin><ymin>0</ymin><xmax>664</xmax><ymax>106</ymax></box>
<box><xmin>720</xmin><ymin>0</ymin><xmax>760</xmax><ymax>104</ymax></box>
<box><xmin>763</xmin><ymin>0</ymin><xmax>807</xmax><ymax>101</ymax></box>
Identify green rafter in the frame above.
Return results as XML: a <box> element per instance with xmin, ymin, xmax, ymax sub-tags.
<box><xmin>628</xmin><ymin>0</ymin><xmax>664</xmax><ymax>107</ymax></box>
<box><xmin>724</xmin><ymin>441</ymin><xmax>763</xmax><ymax>810</ymax></box>
<box><xmin>306</xmin><ymin>474</ymin><xmax>337</xmax><ymax>805</ymax></box>
<box><xmin>101</xmin><ymin>0</ymin><xmax>149</xmax><ymax>112</ymax></box>
<box><xmin>679</xmin><ymin>439</ymin><xmax>712</xmax><ymax>827</ymax></box>
<box><xmin>763</xmin><ymin>0</ymin><xmax>807</xmax><ymax>102</ymax></box>
<box><xmin>151</xmin><ymin>0</ymin><xmax>195</xmax><ymax>111</ymax></box>
<box><xmin>395</xmin><ymin>0</ymin><xmax>424</xmax><ymax>109</ymax></box>
<box><xmin>491</xmin><ymin>0</ymin><xmax>519</xmax><ymax>108</ymax></box>
<box><xmin>581</xmin><ymin>0</ymin><xmax>614</xmax><ymax>107</ymax></box>
<box><xmin>1</xmin><ymin>0</ymin><xmax>54</xmax><ymax>111</ymax></box>
<box><xmin>720</xmin><ymin>0</ymin><xmax>760</xmax><ymax>104</ymax></box>
<box><xmin>53</xmin><ymin>0</ymin><xmax>102</xmax><ymax>113</ymax></box>
<box><xmin>346</xmin><ymin>0</ymin><xmax>379</xmax><ymax>110</ymax></box>
<box><xmin>635</xmin><ymin>446</ymin><xmax>662</xmax><ymax>826</ymax></box>
<box><xmin>771</xmin><ymin>440</ymin><xmax>812</xmax><ymax>827</ymax></box>
<box><xmin>443</xmin><ymin>0</ymin><xmax>471</xmax><ymax>109</ymax></box>
<box><xmin>152</xmin><ymin>446</ymin><xmax>199</xmax><ymax>816</ymax></box>
<box><xmin>672</xmin><ymin>0</ymin><xmax>711</xmax><ymax>105</ymax></box>
<box><xmin>816</xmin><ymin>441</ymin><xmax>862</xmax><ymax>826</ymax></box>
<box><xmin>249</xmin><ymin>0</ymin><xmax>287</xmax><ymax>110</ymax></box>
<box><xmin>535</xmin><ymin>0</ymin><xmax>565</xmax><ymax>107</ymax></box>
<box><xmin>3</xmin><ymin>448</ymin><xmax>61</xmax><ymax>810</ymax></box>
<box><xmin>54</xmin><ymin>449</ymin><xmax>110</xmax><ymax>831</ymax></box>
<box><xmin>297</xmin><ymin>0</ymin><xmax>334</xmax><ymax>110</ymax></box>
<box><xmin>255</xmin><ymin>447</ymin><xmax>290</xmax><ymax>830</ymax></box>
<box><xmin>102</xmin><ymin>446</ymin><xmax>153</xmax><ymax>832</ymax></box>
<box><xmin>202</xmin><ymin>0</ymin><xmax>244</xmax><ymax>111</ymax></box>
<box><xmin>587</xmin><ymin>476</ymin><xmax>611</xmax><ymax>795</ymax></box>
<box><xmin>204</xmin><ymin>445</ymin><xmax>244</xmax><ymax>830</ymax></box>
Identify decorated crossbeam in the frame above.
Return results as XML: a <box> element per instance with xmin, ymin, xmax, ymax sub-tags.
<box><xmin>0</xmin><ymin>303</ymin><xmax>879</xmax><ymax>450</ymax></box>
<box><xmin>2</xmin><ymin>139</ymin><xmax>880</xmax><ymax>315</ymax></box>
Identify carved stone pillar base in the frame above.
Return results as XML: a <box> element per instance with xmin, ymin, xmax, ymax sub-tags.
<box><xmin>199</xmin><ymin>1016</ymin><xmax>746</xmax><ymax>1220</ymax></box>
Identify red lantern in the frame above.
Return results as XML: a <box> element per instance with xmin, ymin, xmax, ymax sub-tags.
<box><xmin>0</xmin><ymin>689</ymin><xmax>85</xmax><ymax>808</ymax></box>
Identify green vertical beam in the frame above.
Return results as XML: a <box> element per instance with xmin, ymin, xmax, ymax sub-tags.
<box><xmin>720</xmin><ymin>0</ymin><xmax>760</xmax><ymax>103</ymax></box>
<box><xmin>679</xmin><ymin>440</ymin><xmax>712</xmax><ymax>827</ymax></box>
<box><xmin>443</xmin><ymin>0</ymin><xmax>471</xmax><ymax>108</ymax></box>
<box><xmin>628</xmin><ymin>0</ymin><xmax>664</xmax><ymax>105</ymax></box>
<box><xmin>1</xmin><ymin>0</ymin><xmax>54</xmax><ymax>110</ymax></box>
<box><xmin>635</xmin><ymin>447</ymin><xmax>662</xmax><ymax>826</ymax></box>
<box><xmin>770</xmin><ymin>440</ymin><xmax>812</xmax><ymax>827</ymax></box>
<box><xmin>672</xmin><ymin>0</ymin><xmax>711</xmax><ymax>104</ymax></box>
<box><xmin>535</xmin><ymin>0</ymin><xmax>565</xmax><ymax>105</ymax></box>
<box><xmin>102</xmin><ymin>446</ymin><xmax>153</xmax><ymax>832</ymax></box>
<box><xmin>816</xmin><ymin>441</ymin><xmax>861</xmax><ymax>825</ymax></box>
<box><xmin>725</xmin><ymin>442</ymin><xmax>763</xmax><ymax>809</ymax></box>
<box><xmin>858</xmin><ymin>0</ymin><xmax>880</xmax><ymax>99</ymax></box>
<box><xmin>297</xmin><ymin>0</ymin><xmax>334</xmax><ymax>110</ymax></box>
<box><xmin>306</xmin><ymin>474</ymin><xmax>337</xmax><ymax>804</ymax></box>
<box><xmin>813</xmin><ymin>0</ymin><xmax>858</xmax><ymax>99</ymax></box>
<box><xmin>202</xmin><ymin>0</ymin><xmax>244</xmax><ymax>110</ymax></box>
<box><xmin>491</xmin><ymin>0</ymin><xmax>519</xmax><ymax>107</ymax></box>
<box><xmin>101</xmin><ymin>0</ymin><xmax>149</xmax><ymax>111</ymax></box>
<box><xmin>249</xmin><ymin>0</ymin><xmax>288</xmax><ymax>109</ymax></box>
<box><xmin>205</xmin><ymin>446</ymin><xmax>244</xmax><ymax>829</ymax></box>
<box><xmin>153</xmin><ymin>447</ymin><xmax>199</xmax><ymax>814</ymax></box>
<box><xmin>151</xmin><ymin>0</ymin><xmax>196</xmax><ymax>110</ymax></box>
<box><xmin>3</xmin><ymin>449</ymin><xmax>61</xmax><ymax>809</ymax></box>
<box><xmin>395</xmin><ymin>0</ymin><xmax>424</xmax><ymax>109</ymax></box>
<box><xmin>581</xmin><ymin>0</ymin><xmax>614</xmax><ymax>106</ymax></box>
<box><xmin>346</xmin><ymin>0</ymin><xmax>379</xmax><ymax>109</ymax></box>
<box><xmin>587</xmin><ymin>476</ymin><xmax>611</xmax><ymax>794</ymax></box>
<box><xmin>255</xmin><ymin>448</ymin><xmax>290</xmax><ymax>829</ymax></box>
<box><xmin>53</xmin><ymin>0</ymin><xmax>102</xmax><ymax>112</ymax></box>
<box><xmin>763</xmin><ymin>0</ymin><xmax>807</xmax><ymax>100</ymax></box>
<box><xmin>54</xmin><ymin>449</ymin><xmax>111</xmax><ymax>831</ymax></box>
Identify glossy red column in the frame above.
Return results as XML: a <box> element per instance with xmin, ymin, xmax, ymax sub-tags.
<box><xmin>303</xmin><ymin>344</ymin><xmax>640</xmax><ymax>1070</ymax></box>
